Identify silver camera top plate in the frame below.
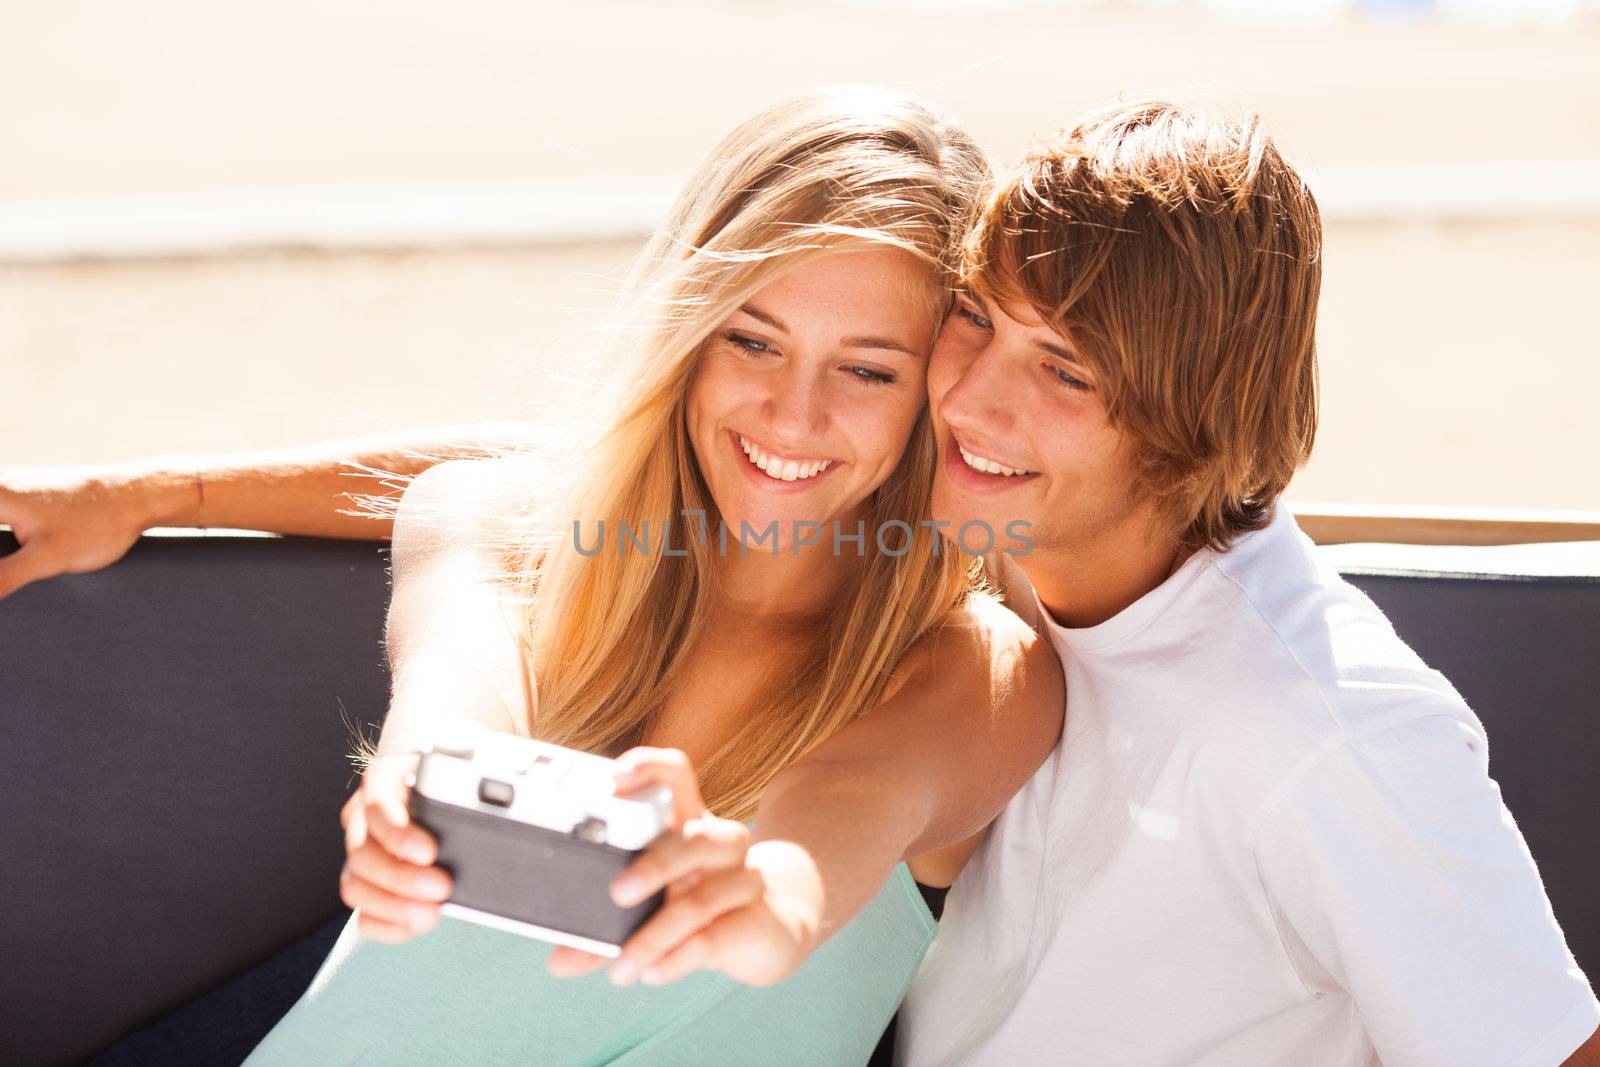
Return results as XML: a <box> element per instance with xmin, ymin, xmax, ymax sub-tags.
<box><xmin>412</xmin><ymin>723</ymin><xmax>671</xmax><ymax>851</ymax></box>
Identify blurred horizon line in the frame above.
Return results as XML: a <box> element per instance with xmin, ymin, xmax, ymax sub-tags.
<box><xmin>5</xmin><ymin>162</ymin><xmax>1599</xmax><ymax>264</ymax></box>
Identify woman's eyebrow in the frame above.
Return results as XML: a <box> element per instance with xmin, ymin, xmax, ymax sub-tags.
<box><xmin>736</xmin><ymin>303</ymin><xmax>787</xmax><ymax>332</ymax></box>
<box><xmin>841</xmin><ymin>335</ymin><xmax>920</xmax><ymax>357</ymax></box>
<box><xmin>740</xmin><ymin>301</ymin><xmax>917</xmax><ymax>356</ymax></box>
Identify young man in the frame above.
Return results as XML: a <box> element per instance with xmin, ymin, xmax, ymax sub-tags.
<box><xmin>897</xmin><ymin>100</ymin><xmax>1600</xmax><ymax>1065</ymax></box>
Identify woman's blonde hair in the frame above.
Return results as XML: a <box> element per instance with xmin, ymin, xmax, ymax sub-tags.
<box><xmin>503</xmin><ymin>86</ymin><xmax>990</xmax><ymax>819</ymax></box>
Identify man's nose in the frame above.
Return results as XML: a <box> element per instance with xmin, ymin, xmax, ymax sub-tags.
<box><xmin>938</xmin><ymin>345</ymin><xmax>1014</xmax><ymax>437</ymax></box>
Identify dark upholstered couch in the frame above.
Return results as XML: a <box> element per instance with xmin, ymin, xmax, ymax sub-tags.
<box><xmin>2</xmin><ymin>530</ymin><xmax>1596</xmax><ymax>1065</ymax></box>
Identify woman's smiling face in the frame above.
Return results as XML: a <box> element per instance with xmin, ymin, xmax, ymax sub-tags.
<box><xmin>686</xmin><ymin>247</ymin><xmax>939</xmax><ymax>549</ymax></box>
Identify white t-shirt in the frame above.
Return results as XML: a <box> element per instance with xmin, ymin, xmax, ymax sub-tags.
<box><xmin>898</xmin><ymin>506</ymin><xmax>1599</xmax><ymax>1066</ymax></box>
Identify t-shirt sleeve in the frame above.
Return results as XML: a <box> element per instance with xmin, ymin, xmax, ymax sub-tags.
<box><xmin>1253</xmin><ymin>713</ymin><xmax>1600</xmax><ymax>1067</ymax></box>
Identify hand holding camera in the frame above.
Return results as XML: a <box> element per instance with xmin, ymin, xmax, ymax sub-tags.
<box><xmin>405</xmin><ymin>727</ymin><xmax>675</xmax><ymax>955</ymax></box>
<box><xmin>547</xmin><ymin>747</ymin><xmax>825</xmax><ymax>991</ymax></box>
<box><xmin>338</xmin><ymin>725</ymin><xmax>823</xmax><ymax>989</ymax></box>
<box><xmin>338</xmin><ymin>751</ymin><xmax>453</xmax><ymax>944</ymax></box>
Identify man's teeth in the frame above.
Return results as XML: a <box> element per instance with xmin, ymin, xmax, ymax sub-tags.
<box><xmin>738</xmin><ymin>435</ymin><xmax>834</xmax><ymax>482</ymax></box>
<box><xmin>959</xmin><ymin>446</ymin><xmax>1031</xmax><ymax>477</ymax></box>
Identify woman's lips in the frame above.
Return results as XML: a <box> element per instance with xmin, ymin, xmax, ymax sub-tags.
<box><xmin>729</xmin><ymin>429</ymin><xmax>840</xmax><ymax>493</ymax></box>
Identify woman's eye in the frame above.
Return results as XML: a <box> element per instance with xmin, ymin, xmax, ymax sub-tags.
<box><xmin>846</xmin><ymin>365</ymin><xmax>896</xmax><ymax>386</ymax></box>
<box><xmin>1049</xmin><ymin>364</ymin><xmax>1090</xmax><ymax>391</ymax></box>
<box><xmin>955</xmin><ymin>305</ymin><xmax>993</xmax><ymax>331</ymax></box>
<box><xmin>725</xmin><ymin>332</ymin><xmax>772</xmax><ymax>355</ymax></box>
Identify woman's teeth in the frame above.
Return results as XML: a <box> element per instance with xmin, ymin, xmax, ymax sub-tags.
<box><xmin>959</xmin><ymin>446</ymin><xmax>1032</xmax><ymax>478</ymax></box>
<box><xmin>738</xmin><ymin>435</ymin><xmax>833</xmax><ymax>482</ymax></box>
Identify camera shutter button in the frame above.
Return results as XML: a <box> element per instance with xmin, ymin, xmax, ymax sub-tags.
<box><xmin>574</xmin><ymin>817</ymin><xmax>609</xmax><ymax>844</ymax></box>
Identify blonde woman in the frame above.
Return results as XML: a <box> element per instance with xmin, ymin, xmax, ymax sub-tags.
<box><xmin>173</xmin><ymin>87</ymin><xmax>1064</xmax><ymax>1065</ymax></box>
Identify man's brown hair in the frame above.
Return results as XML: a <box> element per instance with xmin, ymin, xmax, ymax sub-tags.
<box><xmin>967</xmin><ymin>99</ymin><xmax>1322</xmax><ymax>552</ymax></box>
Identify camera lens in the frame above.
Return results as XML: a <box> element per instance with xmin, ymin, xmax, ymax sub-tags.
<box><xmin>478</xmin><ymin>778</ymin><xmax>515</xmax><ymax>808</ymax></box>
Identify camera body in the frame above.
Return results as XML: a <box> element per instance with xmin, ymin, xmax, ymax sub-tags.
<box><xmin>405</xmin><ymin>724</ymin><xmax>671</xmax><ymax>957</ymax></box>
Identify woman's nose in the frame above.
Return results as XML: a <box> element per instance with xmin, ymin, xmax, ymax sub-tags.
<box><xmin>764</xmin><ymin>367</ymin><xmax>828</xmax><ymax>443</ymax></box>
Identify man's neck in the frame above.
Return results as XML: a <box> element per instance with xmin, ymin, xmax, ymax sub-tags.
<box><xmin>1024</xmin><ymin>516</ymin><xmax>1191</xmax><ymax>631</ymax></box>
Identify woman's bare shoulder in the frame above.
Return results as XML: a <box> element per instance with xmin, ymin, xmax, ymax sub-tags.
<box><xmin>391</xmin><ymin>456</ymin><xmax>541</xmax><ymax>568</ymax></box>
<box><xmin>396</xmin><ymin>455</ymin><xmax>539</xmax><ymax>523</ymax></box>
<box><xmin>897</xmin><ymin>589</ymin><xmax>1056</xmax><ymax>693</ymax></box>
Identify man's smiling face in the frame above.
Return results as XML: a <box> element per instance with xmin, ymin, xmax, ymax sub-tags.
<box><xmin>927</xmin><ymin>289</ymin><xmax>1154</xmax><ymax>559</ymax></box>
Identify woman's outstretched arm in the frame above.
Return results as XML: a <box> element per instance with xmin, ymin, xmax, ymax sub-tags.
<box><xmin>762</xmin><ymin>593</ymin><xmax>1064</xmax><ymax>921</ymax></box>
<box><xmin>372</xmin><ymin>456</ymin><xmax>533</xmax><ymax>756</ymax></box>
<box><xmin>0</xmin><ymin>421</ymin><xmax>530</xmax><ymax>599</ymax></box>
<box><xmin>338</xmin><ymin>456</ymin><xmax>533</xmax><ymax>942</ymax></box>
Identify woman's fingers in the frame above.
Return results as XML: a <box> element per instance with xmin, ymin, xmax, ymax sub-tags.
<box><xmin>611</xmin><ymin>816</ymin><xmax>750</xmax><ymax>908</ymax></box>
<box><xmin>354</xmin><ymin>910</ymin><xmax>426</xmax><ymax>944</ymax></box>
<box><xmin>607</xmin><ymin>866</ymin><xmax>764</xmax><ymax>986</ymax></box>
<box><xmin>363</xmin><ymin>795</ymin><xmax>433</xmax><ymax>866</ymax></box>
<box><xmin>634</xmin><ymin>927</ymin><xmax>719</xmax><ymax>988</ymax></box>
<box><xmin>359</xmin><ymin>757</ymin><xmax>436</xmax><ymax>865</ymax></box>
<box><xmin>612</xmin><ymin>747</ymin><xmax>706</xmax><ymax>828</ymax></box>
<box><xmin>340</xmin><ymin>865</ymin><xmax>441</xmax><ymax>937</ymax></box>
<box><xmin>638</xmin><ymin>903</ymin><xmax>796</xmax><ymax>989</ymax></box>
<box><xmin>341</xmin><ymin>754</ymin><xmax>451</xmax><ymax>945</ymax></box>
<box><xmin>337</xmin><ymin>758</ymin><xmax>446</xmax><ymax>945</ymax></box>
<box><xmin>545</xmin><ymin>945</ymin><xmax>612</xmax><ymax>979</ymax></box>
<box><xmin>345</xmin><ymin>834</ymin><xmax>452</xmax><ymax>902</ymax></box>
<box><xmin>339</xmin><ymin>787</ymin><xmax>365</xmax><ymax>836</ymax></box>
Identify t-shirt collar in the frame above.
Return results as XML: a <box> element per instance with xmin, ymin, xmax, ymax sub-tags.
<box><xmin>1031</xmin><ymin>539</ymin><xmax>1215</xmax><ymax>655</ymax></box>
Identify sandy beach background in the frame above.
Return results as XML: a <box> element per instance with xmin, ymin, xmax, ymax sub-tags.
<box><xmin>3</xmin><ymin>0</ymin><xmax>1597</xmax><ymax>510</ymax></box>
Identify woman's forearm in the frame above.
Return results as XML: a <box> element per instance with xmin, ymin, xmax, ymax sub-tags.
<box><xmin>750</xmin><ymin>760</ymin><xmax>928</xmax><ymax>945</ymax></box>
<box><xmin>131</xmin><ymin>422</ymin><xmax>532</xmax><ymax>539</ymax></box>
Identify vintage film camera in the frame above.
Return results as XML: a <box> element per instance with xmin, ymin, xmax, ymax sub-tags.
<box><xmin>405</xmin><ymin>724</ymin><xmax>672</xmax><ymax>956</ymax></box>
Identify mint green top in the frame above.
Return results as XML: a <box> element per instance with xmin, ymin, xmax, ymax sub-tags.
<box><xmin>244</xmin><ymin>862</ymin><xmax>935</xmax><ymax>1066</ymax></box>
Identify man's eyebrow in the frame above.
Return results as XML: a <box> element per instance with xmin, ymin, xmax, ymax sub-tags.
<box><xmin>735</xmin><ymin>303</ymin><xmax>787</xmax><ymax>332</ymax></box>
<box><xmin>1035</xmin><ymin>337</ymin><xmax>1080</xmax><ymax>364</ymax></box>
<box><xmin>963</xmin><ymin>287</ymin><xmax>1084</xmax><ymax>365</ymax></box>
<box><xmin>956</xmin><ymin>287</ymin><xmax>989</xmax><ymax>312</ymax></box>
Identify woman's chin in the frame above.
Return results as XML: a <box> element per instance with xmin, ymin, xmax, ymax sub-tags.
<box><xmin>708</xmin><ymin>500</ymin><xmax>839</xmax><ymax>555</ymax></box>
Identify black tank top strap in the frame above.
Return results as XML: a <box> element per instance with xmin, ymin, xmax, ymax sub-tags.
<box><xmin>914</xmin><ymin>880</ymin><xmax>949</xmax><ymax>922</ymax></box>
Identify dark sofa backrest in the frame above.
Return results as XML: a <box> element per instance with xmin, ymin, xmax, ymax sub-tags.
<box><xmin>1</xmin><ymin>531</ymin><xmax>1595</xmax><ymax>1066</ymax></box>
<box><xmin>1</xmin><ymin>533</ymin><xmax>393</xmax><ymax>1066</ymax></box>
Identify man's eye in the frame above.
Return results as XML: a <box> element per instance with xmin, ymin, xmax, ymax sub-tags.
<box><xmin>1049</xmin><ymin>365</ymin><xmax>1089</xmax><ymax>391</ymax></box>
<box><xmin>955</xmin><ymin>306</ymin><xmax>994</xmax><ymax>331</ymax></box>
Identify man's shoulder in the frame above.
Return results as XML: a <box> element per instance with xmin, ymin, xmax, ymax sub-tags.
<box><xmin>1205</xmin><ymin>507</ymin><xmax>1463</xmax><ymax>700</ymax></box>
<box><xmin>1172</xmin><ymin>514</ymin><xmax>1483</xmax><ymax>800</ymax></box>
